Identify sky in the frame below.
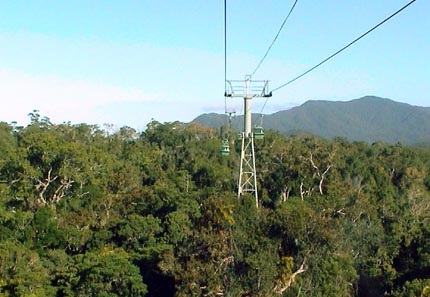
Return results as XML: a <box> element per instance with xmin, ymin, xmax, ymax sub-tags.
<box><xmin>0</xmin><ymin>0</ymin><xmax>429</xmax><ymax>130</ymax></box>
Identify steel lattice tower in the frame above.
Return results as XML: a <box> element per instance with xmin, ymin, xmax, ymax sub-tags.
<box><xmin>225</xmin><ymin>75</ymin><xmax>271</xmax><ymax>207</ymax></box>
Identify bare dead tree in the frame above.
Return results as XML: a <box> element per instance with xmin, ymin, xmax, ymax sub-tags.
<box><xmin>35</xmin><ymin>168</ymin><xmax>57</xmax><ymax>206</ymax></box>
<box><xmin>306</xmin><ymin>153</ymin><xmax>332</xmax><ymax>195</ymax></box>
<box><xmin>318</xmin><ymin>164</ymin><xmax>332</xmax><ymax>195</ymax></box>
<box><xmin>281</xmin><ymin>186</ymin><xmax>290</xmax><ymax>202</ymax></box>
<box><xmin>300</xmin><ymin>182</ymin><xmax>304</xmax><ymax>200</ymax></box>
<box><xmin>51</xmin><ymin>178</ymin><xmax>74</xmax><ymax>204</ymax></box>
<box><xmin>35</xmin><ymin>167</ymin><xmax>74</xmax><ymax>207</ymax></box>
<box><xmin>299</xmin><ymin>181</ymin><xmax>313</xmax><ymax>200</ymax></box>
<box><xmin>273</xmin><ymin>258</ymin><xmax>307</xmax><ymax>294</ymax></box>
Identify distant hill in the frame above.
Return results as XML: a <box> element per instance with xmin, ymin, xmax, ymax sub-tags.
<box><xmin>192</xmin><ymin>96</ymin><xmax>430</xmax><ymax>144</ymax></box>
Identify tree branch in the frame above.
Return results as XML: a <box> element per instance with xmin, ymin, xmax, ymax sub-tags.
<box><xmin>273</xmin><ymin>258</ymin><xmax>307</xmax><ymax>294</ymax></box>
<box><xmin>319</xmin><ymin>164</ymin><xmax>332</xmax><ymax>195</ymax></box>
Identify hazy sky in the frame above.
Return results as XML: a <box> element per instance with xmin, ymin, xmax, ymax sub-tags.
<box><xmin>1</xmin><ymin>0</ymin><xmax>428</xmax><ymax>130</ymax></box>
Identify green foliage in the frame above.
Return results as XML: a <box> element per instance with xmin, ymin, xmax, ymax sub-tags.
<box><xmin>0</xmin><ymin>241</ymin><xmax>54</xmax><ymax>296</ymax></box>
<box><xmin>74</xmin><ymin>248</ymin><xmax>147</xmax><ymax>296</ymax></box>
<box><xmin>1</xmin><ymin>117</ymin><xmax>430</xmax><ymax>296</ymax></box>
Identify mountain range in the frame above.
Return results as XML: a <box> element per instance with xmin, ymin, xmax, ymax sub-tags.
<box><xmin>192</xmin><ymin>96</ymin><xmax>430</xmax><ymax>144</ymax></box>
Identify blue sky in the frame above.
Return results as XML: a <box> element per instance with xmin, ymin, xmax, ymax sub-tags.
<box><xmin>0</xmin><ymin>0</ymin><xmax>428</xmax><ymax>130</ymax></box>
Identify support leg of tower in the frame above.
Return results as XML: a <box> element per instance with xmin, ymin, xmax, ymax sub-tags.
<box><xmin>238</xmin><ymin>133</ymin><xmax>258</xmax><ymax>207</ymax></box>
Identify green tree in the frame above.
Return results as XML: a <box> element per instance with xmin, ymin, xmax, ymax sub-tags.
<box><xmin>74</xmin><ymin>248</ymin><xmax>147</xmax><ymax>296</ymax></box>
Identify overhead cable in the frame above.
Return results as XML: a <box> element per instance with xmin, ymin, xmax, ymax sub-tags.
<box><xmin>224</xmin><ymin>0</ymin><xmax>228</xmax><ymax>129</ymax></box>
<box><xmin>224</xmin><ymin>0</ymin><xmax>227</xmax><ymax>97</ymax></box>
<box><xmin>272</xmin><ymin>0</ymin><xmax>416</xmax><ymax>92</ymax></box>
<box><xmin>251</xmin><ymin>0</ymin><xmax>299</xmax><ymax>77</ymax></box>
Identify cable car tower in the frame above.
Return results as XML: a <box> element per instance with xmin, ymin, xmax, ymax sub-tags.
<box><xmin>225</xmin><ymin>75</ymin><xmax>271</xmax><ymax>207</ymax></box>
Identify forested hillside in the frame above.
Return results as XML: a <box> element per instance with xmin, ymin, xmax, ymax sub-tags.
<box><xmin>1</xmin><ymin>112</ymin><xmax>430</xmax><ymax>296</ymax></box>
<box><xmin>193</xmin><ymin>96</ymin><xmax>430</xmax><ymax>144</ymax></box>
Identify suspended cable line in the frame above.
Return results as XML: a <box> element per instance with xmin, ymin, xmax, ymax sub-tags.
<box><xmin>220</xmin><ymin>0</ymin><xmax>232</xmax><ymax>157</ymax></box>
<box><xmin>224</xmin><ymin>0</ymin><xmax>227</xmax><ymax>99</ymax></box>
<box><xmin>224</xmin><ymin>0</ymin><xmax>228</xmax><ymax>130</ymax></box>
<box><xmin>272</xmin><ymin>0</ymin><xmax>416</xmax><ymax>93</ymax></box>
<box><xmin>258</xmin><ymin>96</ymin><xmax>270</xmax><ymax>121</ymax></box>
<box><xmin>250</xmin><ymin>0</ymin><xmax>299</xmax><ymax>77</ymax></box>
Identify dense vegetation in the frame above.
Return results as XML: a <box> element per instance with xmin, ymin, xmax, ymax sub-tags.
<box><xmin>194</xmin><ymin>96</ymin><xmax>430</xmax><ymax>144</ymax></box>
<box><xmin>1</xmin><ymin>112</ymin><xmax>430</xmax><ymax>296</ymax></box>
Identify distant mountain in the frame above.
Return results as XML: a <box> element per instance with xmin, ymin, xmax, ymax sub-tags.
<box><xmin>192</xmin><ymin>96</ymin><xmax>430</xmax><ymax>144</ymax></box>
